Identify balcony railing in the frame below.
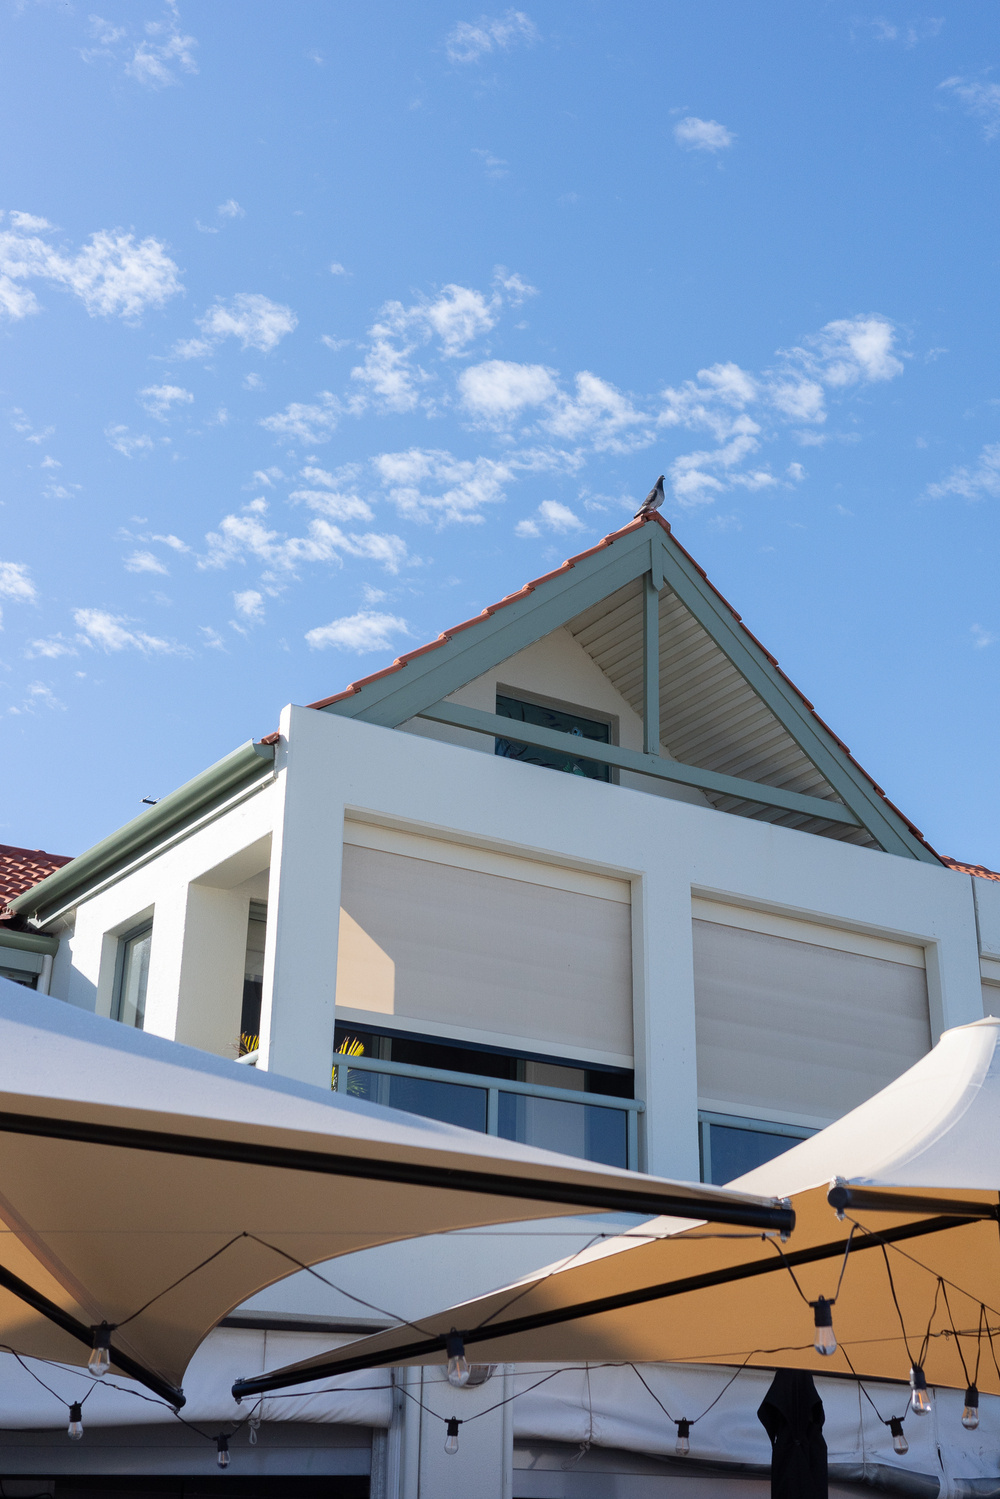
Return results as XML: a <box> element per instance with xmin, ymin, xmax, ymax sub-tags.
<box><xmin>333</xmin><ymin>1051</ymin><xmax>643</xmax><ymax>1171</ymax></box>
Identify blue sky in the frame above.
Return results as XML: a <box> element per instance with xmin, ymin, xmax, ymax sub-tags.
<box><xmin>3</xmin><ymin>2</ymin><xmax>1000</xmax><ymax>865</ymax></box>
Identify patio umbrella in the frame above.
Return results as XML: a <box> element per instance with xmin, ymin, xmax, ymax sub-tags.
<box><xmin>0</xmin><ymin>979</ymin><xmax>789</xmax><ymax>1409</ymax></box>
<box><xmin>233</xmin><ymin>1017</ymin><xmax>1000</xmax><ymax>1409</ymax></box>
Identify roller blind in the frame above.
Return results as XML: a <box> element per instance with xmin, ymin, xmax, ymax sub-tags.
<box><xmin>693</xmin><ymin>919</ymin><xmax>931</xmax><ymax>1120</ymax></box>
<box><xmin>336</xmin><ymin>843</ymin><xmax>633</xmax><ymax>1059</ymax></box>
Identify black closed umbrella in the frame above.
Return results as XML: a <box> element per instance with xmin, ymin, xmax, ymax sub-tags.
<box><xmin>758</xmin><ymin>1369</ymin><xmax>828</xmax><ymax>1499</ymax></box>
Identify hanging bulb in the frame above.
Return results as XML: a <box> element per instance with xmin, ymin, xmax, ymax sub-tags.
<box><xmin>909</xmin><ymin>1365</ymin><xmax>932</xmax><ymax>1416</ymax></box>
<box><xmin>444</xmin><ymin>1417</ymin><xmax>460</xmax><ymax>1455</ymax></box>
<box><xmin>962</xmin><ymin>1384</ymin><xmax>980</xmax><ymax>1430</ymax></box>
<box><xmin>888</xmin><ymin>1417</ymin><xmax>908</xmax><ymax>1455</ymax></box>
<box><xmin>812</xmin><ymin>1297</ymin><xmax>837</xmax><ymax>1357</ymax></box>
<box><xmin>675</xmin><ymin>1419</ymin><xmax>690</xmax><ymax>1456</ymax></box>
<box><xmin>446</xmin><ymin>1330</ymin><xmax>470</xmax><ymax>1388</ymax></box>
<box><xmin>248</xmin><ymin>1414</ymin><xmax>260</xmax><ymax>1447</ymax></box>
<box><xmin>88</xmin><ymin>1324</ymin><xmax>111</xmax><ymax>1378</ymax></box>
<box><xmin>216</xmin><ymin>1435</ymin><xmax>230</xmax><ymax>1469</ymax></box>
<box><xmin>67</xmin><ymin>1403</ymin><xmax>84</xmax><ymax>1441</ymax></box>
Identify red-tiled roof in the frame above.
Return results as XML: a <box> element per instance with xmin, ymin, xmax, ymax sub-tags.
<box><xmin>0</xmin><ymin>843</ymin><xmax>72</xmax><ymax>922</ymax></box>
<box><xmin>940</xmin><ymin>858</ymin><xmax>1000</xmax><ymax>883</ymax></box>
<box><xmin>305</xmin><ymin>514</ymin><xmax>943</xmax><ymax>861</ymax></box>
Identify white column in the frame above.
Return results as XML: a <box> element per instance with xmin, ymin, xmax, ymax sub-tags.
<box><xmin>633</xmin><ymin>863</ymin><xmax>700</xmax><ymax>1181</ymax></box>
<box><xmin>419</xmin><ymin>1367</ymin><xmax>507</xmax><ymax>1499</ymax></box>
<box><xmin>258</xmin><ymin>705</ymin><xmax>345</xmax><ymax>1088</ymax></box>
<box><xmin>173</xmin><ymin>885</ymin><xmax>249</xmax><ymax>1057</ymax></box>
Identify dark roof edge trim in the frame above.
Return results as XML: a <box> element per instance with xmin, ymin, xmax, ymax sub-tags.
<box><xmin>9</xmin><ymin>741</ymin><xmax>276</xmax><ymax>925</ymax></box>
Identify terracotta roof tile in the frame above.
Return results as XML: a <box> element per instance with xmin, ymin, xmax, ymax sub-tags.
<box><xmin>0</xmin><ymin>843</ymin><xmax>72</xmax><ymax>923</ymax></box>
<box><xmin>940</xmin><ymin>858</ymin><xmax>1000</xmax><ymax>883</ymax></box>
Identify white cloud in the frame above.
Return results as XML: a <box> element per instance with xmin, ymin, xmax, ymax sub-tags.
<box><xmin>125</xmin><ymin>14</ymin><xmax>198</xmax><ymax>89</ymax></box>
<box><xmin>243</xmin><ymin>373</ymin><xmax>264</xmax><ymax>391</ymax></box>
<box><xmin>515</xmin><ymin>499</ymin><xmax>586</xmax><ymax>537</ymax></box>
<box><xmin>217</xmin><ymin>199</ymin><xmax>245</xmax><ymax>219</ymax></box>
<box><xmin>290</xmin><ymin>488</ymin><xmax>374</xmax><ymax>522</ymax></box>
<box><xmin>233</xmin><ymin>589</ymin><xmax>265</xmax><ymax>623</ymax></box>
<box><xmin>105</xmin><ymin>424</ymin><xmax>155</xmax><ymax>458</ymax></box>
<box><xmin>786</xmin><ymin>461</ymin><xmax>806</xmax><ymax>482</ymax></box>
<box><xmin>940</xmin><ymin>76</ymin><xmax>1000</xmax><ymax>139</ymax></box>
<box><xmin>926</xmin><ymin>442</ymin><xmax>1000</xmax><ymax>502</ymax></box>
<box><xmin>9</xmin><ymin>212</ymin><xmax>51</xmax><ymax>231</ymax></box>
<box><xmin>138</xmin><ymin>383</ymin><xmax>193</xmax><ymax>419</ymax></box>
<box><xmin>372</xmin><ymin>448</ymin><xmax>512</xmax><ymax>525</ymax></box>
<box><xmin>459</xmin><ymin>360</ymin><xmax>557</xmax><ymax>417</ymax></box>
<box><xmin>545</xmin><ymin>372</ymin><xmax>652</xmax><ymax>453</ymax></box>
<box><xmin>40</xmin><ymin>455</ymin><xmax>60</xmax><ymax>469</ymax></box>
<box><xmin>0</xmin><ymin>220</ymin><xmax>182</xmax><ymax>322</ymax></box>
<box><xmin>305</xmin><ymin>610</ymin><xmax>410</xmax><ymax>653</ymax></box>
<box><xmin>125</xmin><ymin>549</ymin><xmax>169</xmax><ymax>574</ymax></box>
<box><xmin>151</xmin><ymin>533</ymin><xmax>190</xmax><ymax>551</ymax></box>
<box><xmin>329</xmin><ymin>262</ymin><xmax>347</xmax><ymax>276</ymax></box>
<box><xmin>445</xmin><ymin>9</ymin><xmax>538</xmax><ymax>64</ymax></box>
<box><xmin>201</xmin><ymin>500</ymin><xmax>408</xmax><ymax>574</ymax></box>
<box><xmin>173</xmin><ymin>293</ymin><xmax>298</xmax><ymax>358</ymax></box>
<box><xmin>0</xmin><ymin>561</ymin><xmax>38</xmax><ymax>605</ymax></box>
<box><xmin>26</xmin><ymin>633</ymin><xmax>77</xmax><ymax>659</ymax></box>
<box><xmin>199</xmin><ymin>626</ymin><xmax>226</xmax><ymax>651</ymax></box>
<box><xmin>674</xmin><ymin>117</ymin><xmax>735</xmax><ymax>152</ymax></box>
<box><xmin>73</xmin><ymin>608</ymin><xmax>183</xmax><ymax>654</ymax></box>
<box><xmin>473</xmin><ymin>148</ymin><xmax>509</xmax><ymax>179</ymax></box>
<box><xmin>972</xmin><ymin>624</ymin><xmax>998</xmax><ymax>649</ymax></box>
<box><xmin>259</xmin><ymin>393</ymin><xmax>340</xmax><ymax>445</ymax></box>
<box><xmin>350</xmin><ymin>336</ymin><xmax>424</xmax><ymax>412</ymax></box>
<box><xmin>790</xmin><ymin>315</ymin><xmax>905</xmax><ymax>386</ymax></box>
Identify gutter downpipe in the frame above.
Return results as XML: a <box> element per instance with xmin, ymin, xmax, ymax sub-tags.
<box><xmin>9</xmin><ymin>739</ymin><xmax>276</xmax><ymax>928</ymax></box>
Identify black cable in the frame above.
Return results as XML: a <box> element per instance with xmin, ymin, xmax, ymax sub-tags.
<box><xmin>939</xmin><ymin>1280</ymin><xmax>972</xmax><ymax>1386</ymax></box>
<box><xmin>244</xmin><ymin>1233</ymin><xmax>437</xmax><ymax>1338</ymax></box>
<box><xmin>116</xmin><ymin>1233</ymin><xmax>250</xmax><ymax>1327</ymax></box>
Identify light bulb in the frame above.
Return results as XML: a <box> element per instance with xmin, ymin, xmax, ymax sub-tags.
<box><xmin>67</xmin><ymin>1403</ymin><xmax>84</xmax><ymax>1441</ymax></box>
<box><xmin>446</xmin><ymin>1330</ymin><xmax>470</xmax><ymax>1388</ymax></box>
<box><xmin>444</xmin><ymin>1417</ymin><xmax>460</xmax><ymax>1455</ymax></box>
<box><xmin>909</xmin><ymin>1365</ymin><xmax>932</xmax><ymax>1416</ymax></box>
<box><xmin>88</xmin><ymin>1324</ymin><xmax>111</xmax><ymax>1378</ymax></box>
<box><xmin>812</xmin><ymin>1297</ymin><xmax>837</xmax><ymax>1357</ymax></box>
<box><xmin>675</xmin><ymin>1419</ymin><xmax>690</xmax><ymax>1456</ymax></box>
<box><xmin>216</xmin><ymin>1435</ymin><xmax>230</xmax><ymax>1469</ymax></box>
<box><xmin>962</xmin><ymin>1384</ymin><xmax>980</xmax><ymax>1430</ymax></box>
<box><xmin>889</xmin><ymin>1417</ymin><xmax>908</xmax><ymax>1455</ymax></box>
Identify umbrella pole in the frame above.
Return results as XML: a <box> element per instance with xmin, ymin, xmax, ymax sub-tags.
<box><xmin>0</xmin><ymin>1258</ymin><xmax>185</xmax><ymax>1408</ymax></box>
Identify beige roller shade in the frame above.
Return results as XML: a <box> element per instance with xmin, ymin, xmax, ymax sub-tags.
<box><xmin>693</xmin><ymin>918</ymin><xmax>931</xmax><ymax>1121</ymax></box>
<box><xmin>336</xmin><ymin>842</ymin><xmax>633</xmax><ymax>1060</ymax></box>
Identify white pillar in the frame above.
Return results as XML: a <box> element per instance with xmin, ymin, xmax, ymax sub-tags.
<box><xmin>258</xmin><ymin>705</ymin><xmax>345</xmax><ymax>1088</ymax></box>
<box><xmin>173</xmin><ymin>885</ymin><xmax>249</xmax><ymax>1057</ymax></box>
<box><xmin>419</xmin><ymin>1367</ymin><xmax>507</xmax><ymax>1499</ymax></box>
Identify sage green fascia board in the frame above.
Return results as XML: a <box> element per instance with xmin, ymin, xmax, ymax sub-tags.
<box><xmin>10</xmin><ymin>740</ymin><xmax>276</xmax><ymax>924</ymax></box>
<box><xmin>0</xmin><ymin>928</ymin><xmax>58</xmax><ymax>956</ymax></box>
<box><xmin>649</xmin><ymin>529</ymin><xmax>934</xmax><ymax>862</ymax></box>
<box><xmin>419</xmin><ymin>701</ymin><xmax>861</xmax><ymax>827</ymax></box>
<box><xmin>323</xmin><ymin>529</ymin><xmax>654</xmax><ymax>729</ymax></box>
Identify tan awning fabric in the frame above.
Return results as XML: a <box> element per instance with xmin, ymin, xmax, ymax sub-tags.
<box><xmin>241</xmin><ymin>1019</ymin><xmax>1000</xmax><ymax>1401</ymax></box>
<box><xmin>0</xmin><ymin>981</ymin><xmax>784</xmax><ymax>1407</ymax></box>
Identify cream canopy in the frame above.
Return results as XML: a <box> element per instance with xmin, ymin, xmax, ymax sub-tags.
<box><xmin>238</xmin><ymin>1017</ymin><xmax>1000</xmax><ymax>1401</ymax></box>
<box><xmin>0</xmin><ymin>979</ymin><xmax>788</xmax><ymax>1409</ymax></box>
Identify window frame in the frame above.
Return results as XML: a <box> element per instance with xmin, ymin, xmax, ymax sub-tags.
<box><xmin>698</xmin><ymin>1109</ymin><xmax>816</xmax><ymax>1186</ymax></box>
<box><xmin>111</xmin><ymin>920</ymin><xmax>154</xmax><ymax>1029</ymax></box>
<box><xmin>494</xmin><ymin>684</ymin><xmax>620</xmax><ymax>784</ymax></box>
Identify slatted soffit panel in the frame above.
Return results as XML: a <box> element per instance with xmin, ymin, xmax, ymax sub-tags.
<box><xmin>313</xmin><ymin>516</ymin><xmax>940</xmax><ymax>862</ymax></box>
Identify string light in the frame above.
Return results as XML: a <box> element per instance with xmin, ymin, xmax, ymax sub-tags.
<box><xmin>88</xmin><ymin>1324</ymin><xmax>112</xmax><ymax>1379</ymax></box>
<box><xmin>674</xmin><ymin>1419</ymin><xmax>690</xmax><ymax>1456</ymax></box>
<box><xmin>811</xmin><ymin>1297</ymin><xmax>837</xmax><ymax>1357</ymax></box>
<box><xmin>216</xmin><ymin>1435</ymin><xmax>230</xmax><ymax>1469</ymax></box>
<box><xmin>962</xmin><ymin>1384</ymin><xmax>980</xmax><ymax>1430</ymax></box>
<box><xmin>444</xmin><ymin>1417</ymin><xmax>460</xmax><ymax>1455</ymax></box>
<box><xmin>887</xmin><ymin>1417</ymin><xmax>908</xmax><ymax>1455</ymax></box>
<box><xmin>446</xmin><ymin>1330</ymin><xmax>470</xmax><ymax>1388</ymax></box>
<box><xmin>249</xmin><ymin>1413</ymin><xmax>260</xmax><ymax>1446</ymax></box>
<box><xmin>909</xmin><ymin>1365</ymin><xmax>931</xmax><ymax>1416</ymax></box>
<box><xmin>67</xmin><ymin>1402</ymin><xmax>83</xmax><ymax>1441</ymax></box>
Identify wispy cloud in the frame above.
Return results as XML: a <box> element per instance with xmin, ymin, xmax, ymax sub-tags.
<box><xmin>972</xmin><ymin>623</ymin><xmax>998</xmax><ymax>649</ymax></box>
<box><xmin>926</xmin><ymin>442</ymin><xmax>1000</xmax><ymax>501</ymax></box>
<box><xmin>0</xmin><ymin>215</ymin><xmax>182</xmax><ymax>322</ymax></box>
<box><xmin>445</xmin><ymin>9</ymin><xmax>538</xmax><ymax>64</ymax></box>
<box><xmin>372</xmin><ymin>448</ymin><xmax>512</xmax><ymax>525</ymax></box>
<box><xmin>105</xmin><ymin>424</ymin><xmax>156</xmax><ymax>458</ymax></box>
<box><xmin>138</xmin><ymin>383</ymin><xmax>193</xmax><ymax>419</ymax></box>
<box><xmin>172</xmin><ymin>293</ymin><xmax>298</xmax><ymax>359</ymax></box>
<box><xmin>201</xmin><ymin>498</ymin><xmax>408</xmax><ymax>574</ymax></box>
<box><xmin>855</xmin><ymin>16</ymin><xmax>944</xmax><ymax>46</ymax></box>
<box><xmin>305</xmin><ymin>610</ymin><xmax>410</xmax><ymax>652</ymax></box>
<box><xmin>260</xmin><ymin>393</ymin><xmax>340</xmax><ymax>445</ymax></box>
<box><xmin>939</xmin><ymin>76</ymin><xmax>1000</xmax><ymax>139</ymax></box>
<box><xmin>73</xmin><ymin>608</ymin><xmax>186</xmax><ymax>654</ymax></box>
<box><xmin>124</xmin><ymin>550</ymin><xmax>169</xmax><ymax>575</ymax></box>
<box><xmin>0</xmin><ymin>561</ymin><xmax>38</xmax><ymax>606</ymax></box>
<box><xmin>83</xmin><ymin>8</ymin><xmax>198</xmax><ymax>89</ymax></box>
<box><xmin>674</xmin><ymin>117</ymin><xmax>735</xmax><ymax>152</ymax></box>
<box><xmin>217</xmin><ymin>199</ymin><xmax>244</xmax><ymax>219</ymax></box>
<box><xmin>515</xmin><ymin>499</ymin><xmax>586</xmax><ymax>537</ymax></box>
<box><xmin>233</xmin><ymin>589</ymin><xmax>265</xmax><ymax>623</ymax></box>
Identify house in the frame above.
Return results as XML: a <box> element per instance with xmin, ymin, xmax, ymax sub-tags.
<box><xmin>0</xmin><ymin>842</ymin><xmax>71</xmax><ymax>992</ymax></box>
<box><xmin>9</xmin><ymin>511</ymin><xmax>1000</xmax><ymax>1496</ymax></box>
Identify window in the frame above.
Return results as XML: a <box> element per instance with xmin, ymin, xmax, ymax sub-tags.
<box><xmin>698</xmin><ymin>1111</ymin><xmax>816</xmax><ymax>1186</ymax></box>
<box><xmin>240</xmin><ymin>901</ymin><xmax>267</xmax><ymax>1055</ymax></box>
<box><xmin>494</xmin><ymin>693</ymin><xmax>612</xmax><ymax>781</ymax></box>
<box><xmin>112</xmin><ymin>923</ymin><xmax>152</xmax><ymax>1029</ymax></box>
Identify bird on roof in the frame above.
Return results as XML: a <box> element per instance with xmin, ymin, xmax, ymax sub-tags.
<box><xmin>634</xmin><ymin>474</ymin><xmax>665</xmax><ymax>518</ymax></box>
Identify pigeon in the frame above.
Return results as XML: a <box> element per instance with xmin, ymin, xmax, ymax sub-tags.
<box><xmin>634</xmin><ymin>474</ymin><xmax>665</xmax><ymax>519</ymax></box>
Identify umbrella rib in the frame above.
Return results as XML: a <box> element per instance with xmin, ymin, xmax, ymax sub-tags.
<box><xmin>0</xmin><ymin>1257</ymin><xmax>184</xmax><ymax>1408</ymax></box>
<box><xmin>230</xmin><ymin>1212</ymin><xmax>977</xmax><ymax>1399</ymax></box>
<box><xmin>0</xmin><ymin>1109</ymin><xmax>793</xmax><ymax>1230</ymax></box>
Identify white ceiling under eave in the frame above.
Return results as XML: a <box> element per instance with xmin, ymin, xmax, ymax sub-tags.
<box><xmin>567</xmin><ymin>580</ymin><xmax>880</xmax><ymax>849</ymax></box>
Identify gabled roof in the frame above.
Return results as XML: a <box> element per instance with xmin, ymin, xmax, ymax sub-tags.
<box><xmin>313</xmin><ymin>514</ymin><xmax>940</xmax><ymax>863</ymax></box>
<box><xmin>940</xmin><ymin>858</ymin><xmax>1000</xmax><ymax>883</ymax></box>
<box><xmin>0</xmin><ymin>843</ymin><xmax>72</xmax><ymax>925</ymax></box>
